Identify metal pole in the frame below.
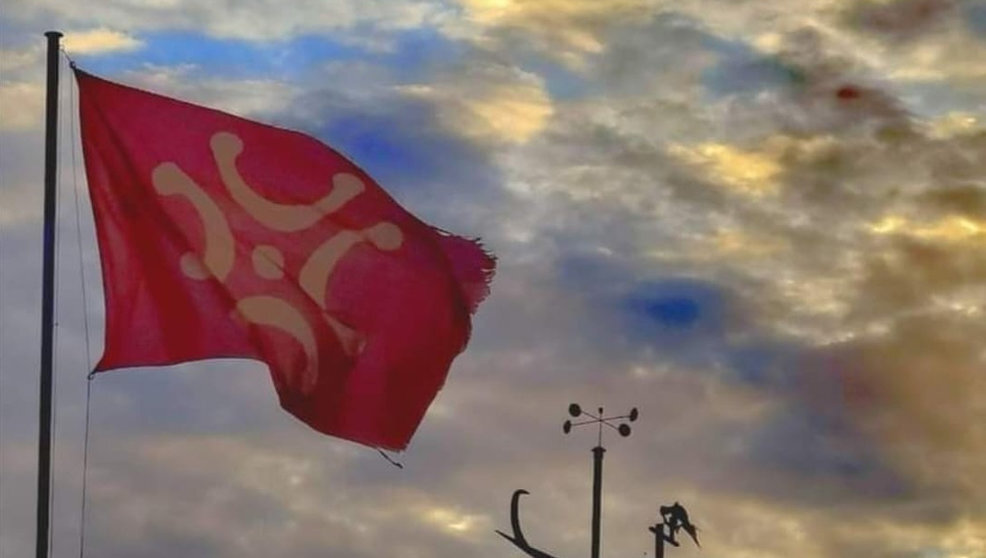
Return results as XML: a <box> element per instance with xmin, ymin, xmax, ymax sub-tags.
<box><xmin>590</xmin><ymin>446</ymin><xmax>605</xmax><ymax>558</ymax></box>
<box><xmin>36</xmin><ymin>29</ymin><xmax>62</xmax><ymax>558</ymax></box>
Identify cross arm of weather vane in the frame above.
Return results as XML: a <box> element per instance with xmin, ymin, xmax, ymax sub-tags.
<box><xmin>562</xmin><ymin>403</ymin><xmax>638</xmax><ymax>442</ymax></box>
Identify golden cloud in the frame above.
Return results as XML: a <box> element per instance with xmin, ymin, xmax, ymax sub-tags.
<box><xmin>453</xmin><ymin>0</ymin><xmax>657</xmax><ymax>66</ymax></box>
<box><xmin>420</xmin><ymin>505</ymin><xmax>490</xmax><ymax>536</ymax></box>
<box><xmin>867</xmin><ymin>214</ymin><xmax>986</xmax><ymax>244</ymax></box>
<box><xmin>399</xmin><ymin>70</ymin><xmax>553</xmax><ymax>144</ymax></box>
<box><xmin>927</xmin><ymin>112</ymin><xmax>981</xmax><ymax>139</ymax></box>
<box><xmin>63</xmin><ymin>28</ymin><xmax>144</xmax><ymax>54</ymax></box>
<box><xmin>669</xmin><ymin>142</ymin><xmax>783</xmax><ymax>196</ymax></box>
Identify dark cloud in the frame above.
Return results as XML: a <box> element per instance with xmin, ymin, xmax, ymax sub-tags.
<box><xmin>845</xmin><ymin>0</ymin><xmax>957</xmax><ymax>40</ymax></box>
<box><xmin>921</xmin><ymin>184</ymin><xmax>986</xmax><ymax>219</ymax></box>
<box><xmin>964</xmin><ymin>1</ymin><xmax>986</xmax><ymax>35</ymax></box>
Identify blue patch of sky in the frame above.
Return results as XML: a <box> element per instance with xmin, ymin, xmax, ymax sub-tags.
<box><xmin>322</xmin><ymin>110</ymin><xmax>442</xmax><ymax>185</ymax></box>
<box><xmin>382</xmin><ymin>27</ymin><xmax>466</xmax><ymax>82</ymax></box>
<box><xmin>623</xmin><ymin>279</ymin><xmax>725</xmax><ymax>334</ymax></box>
<box><xmin>313</xmin><ymin>97</ymin><xmax>499</xmax><ymax>208</ymax></box>
<box><xmin>71</xmin><ymin>24</ymin><xmax>592</xmax><ymax>105</ymax></box>
<box><xmin>591</xmin><ymin>270</ymin><xmax>910</xmax><ymax>494</ymax></box>
<box><xmin>73</xmin><ymin>27</ymin><xmax>467</xmax><ymax>84</ymax></box>
<box><xmin>642</xmin><ymin>296</ymin><xmax>701</xmax><ymax>327</ymax></box>
<box><xmin>744</xmin><ymin>404</ymin><xmax>909</xmax><ymax>498</ymax></box>
<box><xmin>618</xmin><ymin>280</ymin><xmax>815</xmax><ymax>392</ymax></box>
<box><xmin>617</xmin><ymin>279</ymin><xmax>733</xmax><ymax>373</ymax></box>
<box><xmin>556</xmin><ymin>253</ymin><xmax>809</xmax><ymax>387</ymax></box>
<box><xmin>725</xmin><ymin>342</ymin><xmax>797</xmax><ymax>388</ymax></box>
<box><xmin>74</xmin><ymin>31</ymin><xmax>359</xmax><ymax>79</ymax></box>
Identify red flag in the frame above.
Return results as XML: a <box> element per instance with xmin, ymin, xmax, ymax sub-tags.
<box><xmin>75</xmin><ymin>69</ymin><xmax>494</xmax><ymax>450</ymax></box>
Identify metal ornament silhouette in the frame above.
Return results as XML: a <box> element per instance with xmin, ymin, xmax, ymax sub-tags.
<box><xmin>661</xmin><ymin>502</ymin><xmax>700</xmax><ymax>547</ymax></box>
<box><xmin>496</xmin><ymin>404</ymin><xmax>638</xmax><ymax>558</ymax></box>
<box><xmin>649</xmin><ymin>502</ymin><xmax>700</xmax><ymax>557</ymax></box>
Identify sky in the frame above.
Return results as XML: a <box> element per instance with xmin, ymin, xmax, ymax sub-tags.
<box><xmin>1</xmin><ymin>0</ymin><xmax>985</xmax><ymax>557</ymax></box>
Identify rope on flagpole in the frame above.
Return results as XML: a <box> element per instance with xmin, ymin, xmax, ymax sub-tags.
<box><xmin>376</xmin><ymin>448</ymin><xmax>404</xmax><ymax>469</ymax></box>
<box><xmin>63</xmin><ymin>48</ymin><xmax>97</xmax><ymax>558</ymax></box>
<box><xmin>77</xmin><ymin>375</ymin><xmax>94</xmax><ymax>558</ymax></box>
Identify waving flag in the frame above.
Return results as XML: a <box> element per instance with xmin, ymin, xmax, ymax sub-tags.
<box><xmin>75</xmin><ymin>69</ymin><xmax>494</xmax><ymax>450</ymax></box>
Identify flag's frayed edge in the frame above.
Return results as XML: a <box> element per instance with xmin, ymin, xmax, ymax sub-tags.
<box><xmin>433</xmin><ymin>229</ymin><xmax>497</xmax><ymax>314</ymax></box>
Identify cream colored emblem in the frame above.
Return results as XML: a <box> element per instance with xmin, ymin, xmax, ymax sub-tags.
<box><xmin>152</xmin><ymin>132</ymin><xmax>403</xmax><ymax>393</ymax></box>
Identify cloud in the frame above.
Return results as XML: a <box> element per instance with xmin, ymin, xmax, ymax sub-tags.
<box><xmin>458</xmin><ymin>6</ymin><xmax>986</xmax><ymax>545</ymax></box>
<box><xmin>113</xmin><ymin>64</ymin><xmax>299</xmax><ymax>118</ymax></box>
<box><xmin>3</xmin><ymin>1</ymin><xmax>986</xmax><ymax>556</ymax></box>
<box><xmin>63</xmin><ymin>28</ymin><xmax>144</xmax><ymax>54</ymax></box>
<box><xmin>801</xmin><ymin>313</ymin><xmax>986</xmax><ymax>505</ymax></box>
<box><xmin>450</xmin><ymin>0</ymin><xmax>658</xmax><ymax>65</ymax></box>
<box><xmin>398</xmin><ymin>62</ymin><xmax>553</xmax><ymax>144</ymax></box>
<box><xmin>668</xmin><ymin>142</ymin><xmax>784</xmax><ymax>197</ymax></box>
<box><xmin>0</xmin><ymin>45</ymin><xmax>42</xmax><ymax>74</ymax></box>
<box><xmin>843</xmin><ymin>0</ymin><xmax>957</xmax><ymax>40</ymax></box>
<box><xmin>0</xmin><ymin>81</ymin><xmax>44</xmax><ymax>132</ymax></box>
<box><xmin>3</xmin><ymin>0</ymin><xmax>447</xmax><ymax>42</ymax></box>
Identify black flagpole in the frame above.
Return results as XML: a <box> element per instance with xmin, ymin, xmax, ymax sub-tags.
<box><xmin>37</xmin><ymin>29</ymin><xmax>62</xmax><ymax>558</ymax></box>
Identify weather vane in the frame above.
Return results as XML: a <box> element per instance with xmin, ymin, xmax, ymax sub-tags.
<box><xmin>496</xmin><ymin>404</ymin><xmax>700</xmax><ymax>558</ymax></box>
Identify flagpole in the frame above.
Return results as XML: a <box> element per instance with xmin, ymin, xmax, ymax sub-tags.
<box><xmin>37</xmin><ymin>29</ymin><xmax>62</xmax><ymax>558</ymax></box>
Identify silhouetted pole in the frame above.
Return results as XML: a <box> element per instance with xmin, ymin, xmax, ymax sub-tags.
<box><xmin>590</xmin><ymin>446</ymin><xmax>605</xmax><ymax>558</ymax></box>
<box><xmin>37</xmin><ymin>29</ymin><xmax>62</xmax><ymax>558</ymax></box>
<box><xmin>649</xmin><ymin>523</ymin><xmax>666</xmax><ymax>558</ymax></box>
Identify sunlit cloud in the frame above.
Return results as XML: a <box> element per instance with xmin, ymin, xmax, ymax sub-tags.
<box><xmin>63</xmin><ymin>28</ymin><xmax>144</xmax><ymax>54</ymax></box>
<box><xmin>399</xmin><ymin>66</ymin><xmax>553</xmax><ymax>144</ymax></box>
<box><xmin>867</xmin><ymin>214</ymin><xmax>986</xmax><ymax>243</ymax></box>
<box><xmin>927</xmin><ymin>112</ymin><xmax>980</xmax><ymax>138</ymax></box>
<box><xmin>668</xmin><ymin>142</ymin><xmax>783</xmax><ymax>196</ymax></box>
<box><xmin>451</xmin><ymin>0</ymin><xmax>658</xmax><ymax>66</ymax></box>
<box><xmin>420</xmin><ymin>505</ymin><xmax>490</xmax><ymax>536</ymax></box>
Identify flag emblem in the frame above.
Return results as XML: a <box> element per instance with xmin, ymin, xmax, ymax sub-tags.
<box><xmin>152</xmin><ymin>131</ymin><xmax>404</xmax><ymax>393</ymax></box>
